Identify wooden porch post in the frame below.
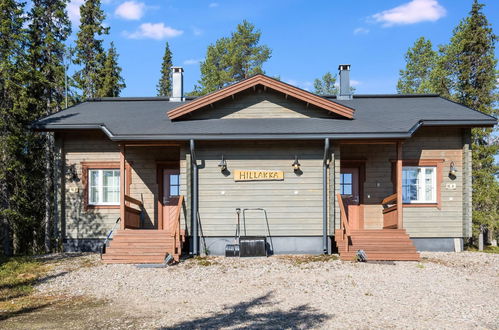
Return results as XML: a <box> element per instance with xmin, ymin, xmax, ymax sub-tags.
<box><xmin>396</xmin><ymin>142</ymin><xmax>403</xmax><ymax>229</ymax></box>
<box><xmin>120</xmin><ymin>144</ymin><xmax>126</xmax><ymax>230</ymax></box>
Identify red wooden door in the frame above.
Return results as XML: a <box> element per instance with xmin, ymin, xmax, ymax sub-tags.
<box><xmin>340</xmin><ymin>168</ymin><xmax>361</xmax><ymax>230</ymax></box>
<box><xmin>161</xmin><ymin>169</ymin><xmax>180</xmax><ymax>231</ymax></box>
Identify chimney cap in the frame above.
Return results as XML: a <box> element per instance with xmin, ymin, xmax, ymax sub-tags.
<box><xmin>338</xmin><ymin>64</ymin><xmax>351</xmax><ymax>71</ymax></box>
<box><xmin>172</xmin><ymin>66</ymin><xmax>184</xmax><ymax>73</ymax></box>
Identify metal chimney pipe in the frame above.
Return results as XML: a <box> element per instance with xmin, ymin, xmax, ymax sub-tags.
<box><xmin>171</xmin><ymin>66</ymin><xmax>184</xmax><ymax>101</ymax></box>
<box><xmin>337</xmin><ymin>64</ymin><xmax>352</xmax><ymax>100</ymax></box>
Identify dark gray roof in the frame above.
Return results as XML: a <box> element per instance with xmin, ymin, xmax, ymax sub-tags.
<box><xmin>33</xmin><ymin>95</ymin><xmax>496</xmax><ymax>141</ymax></box>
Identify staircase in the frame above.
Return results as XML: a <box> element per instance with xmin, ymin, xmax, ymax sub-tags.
<box><xmin>334</xmin><ymin>229</ymin><xmax>420</xmax><ymax>261</ymax></box>
<box><xmin>102</xmin><ymin>230</ymin><xmax>179</xmax><ymax>264</ymax></box>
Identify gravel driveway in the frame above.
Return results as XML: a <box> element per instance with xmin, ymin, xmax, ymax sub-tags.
<box><xmin>36</xmin><ymin>252</ymin><xmax>498</xmax><ymax>329</ymax></box>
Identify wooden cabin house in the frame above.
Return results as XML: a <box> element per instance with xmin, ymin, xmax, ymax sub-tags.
<box><xmin>33</xmin><ymin>65</ymin><xmax>497</xmax><ymax>263</ymax></box>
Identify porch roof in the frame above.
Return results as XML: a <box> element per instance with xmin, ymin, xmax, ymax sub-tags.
<box><xmin>33</xmin><ymin>94</ymin><xmax>496</xmax><ymax>141</ymax></box>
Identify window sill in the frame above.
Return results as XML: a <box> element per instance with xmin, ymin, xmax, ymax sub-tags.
<box><xmin>86</xmin><ymin>205</ymin><xmax>120</xmax><ymax>209</ymax></box>
<box><xmin>403</xmin><ymin>203</ymin><xmax>440</xmax><ymax>209</ymax></box>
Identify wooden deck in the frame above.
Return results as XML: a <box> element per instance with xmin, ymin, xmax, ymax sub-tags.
<box><xmin>102</xmin><ymin>195</ymin><xmax>185</xmax><ymax>264</ymax></box>
<box><xmin>335</xmin><ymin>193</ymin><xmax>420</xmax><ymax>261</ymax></box>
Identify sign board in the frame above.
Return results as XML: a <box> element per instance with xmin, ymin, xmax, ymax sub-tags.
<box><xmin>234</xmin><ymin>170</ymin><xmax>284</xmax><ymax>182</ymax></box>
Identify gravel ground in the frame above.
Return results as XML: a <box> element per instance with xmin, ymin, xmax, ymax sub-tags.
<box><xmin>35</xmin><ymin>252</ymin><xmax>498</xmax><ymax>329</ymax></box>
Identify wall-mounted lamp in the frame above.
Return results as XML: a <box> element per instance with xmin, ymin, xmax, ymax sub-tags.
<box><xmin>67</xmin><ymin>165</ymin><xmax>79</xmax><ymax>182</ymax></box>
<box><xmin>449</xmin><ymin>161</ymin><xmax>458</xmax><ymax>177</ymax></box>
<box><xmin>292</xmin><ymin>155</ymin><xmax>301</xmax><ymax>172</ymax></box>
<box><xmin>218</xmin><ymin>155</ymin><xmax>227</xmax><ymax>172</ymax></box>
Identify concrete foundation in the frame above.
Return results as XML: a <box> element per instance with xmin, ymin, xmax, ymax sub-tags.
<box><xmin>411</xmin><ymin>237</ymin><xmax>463</xmax><ymax>252</ymax></box>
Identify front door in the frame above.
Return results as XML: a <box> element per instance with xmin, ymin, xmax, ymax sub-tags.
<box><xmin>161</xmin><ymin>169</ymin><xmax>180</xmax><ymax>231</ymax></box>
<box><xmin>340</xmin><ymin>168</ymin><xmax>361</xmax><ymax>230</ymax></box>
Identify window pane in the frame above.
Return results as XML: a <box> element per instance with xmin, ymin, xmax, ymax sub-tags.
<box><xmin>425</xmin><ymin>168</ymin><xmax>434</xmax><ymax>201</ymax></box>
<box><xmin>170</xmin><ymin>185</ymin><xmax>179</xmax><ymax>196</ymax></box>
<box><xmin>403</xmin><ymin>168</ymin><xmax>419</xmax><ymax>202</ymax></box>
<box><xmin>342</xmin><ymin>184</ymin><xmax>352</xmax><ymax>195</ymax></box>
<box><xmin>342</xmin><ymin>174</ymin><xmax>352</xmax><ymax>184</ymax></box>
<box><xmin>170</xmin><ymin>174</ymin><xmax>179</xmax><ymax>185</ymax></box>
<box><xmin>90</xmin><ymin>187</ymin><xmax>99</xmax><ymax>204</ymax></box>
<box><xmin>103</xmin><ymin>187</ymin><xmax>119</xmax><ymax>203</ymax></box>
<box><xmin>89</xmin><ymin>170</ymin><xmax>99</xmax><ymax>187</ymax></box>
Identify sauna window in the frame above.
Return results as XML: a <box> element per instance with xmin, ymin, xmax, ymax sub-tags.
<box><xmin>402</xmin><ymin>167</ymin><xmax>436</xmax><ymax>203</ymax></box>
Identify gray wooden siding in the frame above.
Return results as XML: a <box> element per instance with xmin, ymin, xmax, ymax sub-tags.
<box><xmin>63</xmin><ymin>131</ymin><xmax>121</xmax><ymax>239</ymax></box>
<box><xmin>338</xmin><ymin>127</ymin><xmax>466</xmax><ymax>237</ymax></box>
<box><xmin>402</xmin><ymin>127</ymin><xmax>464</xmax><ymax>237</ymax></box>
<box><xmin>62</xmin><ymin>131</ymin><xmax>179</xmax><ymax>239</ymax></box>
<box><xmin>190</xmin><ymin>89</ymin><xmax>335</xmax><ymax>119</ymax></box>
<box><xmin>193</xmin><ymin>141</ymin><xmax>324</xmax><ymax>237</ymax></box>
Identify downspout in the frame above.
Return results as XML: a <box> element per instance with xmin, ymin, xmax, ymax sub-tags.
<box><xmin>323</xmin><ymin>138</ymin><xmax>330</xmax><ymax>254</ymax></box>
<box><xmin>190</xmin><ymin>139</ymin><xmax>199</xmax><ymax>255</ymax></box>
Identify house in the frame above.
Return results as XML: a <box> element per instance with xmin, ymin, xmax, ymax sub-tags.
<box><xmin>33</xmin><ymin>65</ymin><xmax>497</xmax><ymax>263</ymax></box>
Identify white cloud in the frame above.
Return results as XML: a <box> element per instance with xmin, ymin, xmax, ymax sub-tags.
<box><xmin>209</xmin><ymin>2</ymin><xmax>219</xmax><ymax>8</ymax></box>
<box><xmin>371</xmin><ymin>0</ymin><xmax>446</xmax><ymax>27</ymax></box>
<box><xmin>68</xmin><ymin>0</ymin><xmax>84</xmax><ymax>23</ymax></box>
<box><xmin>353</xmin><ymin>27</ymin><xmax>369</xmax><ymax>35</ymax></box>
<box><xmin>183</xmin><ymin>59</ymin><xmax>200</xmax><ymax>65</ymax></box>
<box><xmin>115</xmin><ymin>1</ymin><xmax>145</xmax><ymax>20</ymax></box>
<box><xmin>350</xmin><ymin>80</ymin><xmax>361</xmax><ymax>87</ymax></box>
<box><xmin>124</xmin><ymin>23</ymin><xmax>183</xmax><ymax>40</ymax></box>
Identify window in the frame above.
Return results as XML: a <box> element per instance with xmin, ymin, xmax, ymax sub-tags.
<box><xmin>402</xmin><ymin>166</ymin><xmax>436</xmax><ymax>203</ymax></box>
<box><xmin>88</xmin><ymin>169</ymin><xmax>120</xmax><ymax>205</ymax></box>
<box><xmin>340</xmin><ymin>173</ymin><xmax>353</xmax><ymax>195</ymax></box>
<box><xmin>169</xmin><ymin>174</ymin><xmax>180</xmax><ymax>196</ymax></box>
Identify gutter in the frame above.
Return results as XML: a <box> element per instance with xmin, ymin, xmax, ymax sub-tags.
<box><xmin>322</xmin><ymin>138</ymin><xmax>330</xmax><ymax>254</ymax></box>
<box><xmin>32</xmin><ymin>118</ymin><xmax>496</xmax><ymax>142</ymax></box>
<box><xmin>190</xmin><ymin>139</ymin><xmax>199</xmax><ymax>256</ymax></box>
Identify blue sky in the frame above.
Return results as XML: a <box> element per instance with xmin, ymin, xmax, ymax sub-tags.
<box><xmin>66</xmin><ymin>0</ymin><xmax>499</xmax><ymax>96</ymax></box>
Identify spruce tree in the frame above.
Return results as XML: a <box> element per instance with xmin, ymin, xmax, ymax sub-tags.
<box><xmin>314</xmin><ymin>72</ymin><xmax>338</xmax><ymax>95</ymax></box>
<box><xmin>25</xmin><ymin>0</ymin><xmax>71</xmax><ymax>252</ymax></box>
<box><xmin>441</xmin><ymin>1</ymin><xmax>498</xmax><ymax>240</ymax></box>
<box><xmin>97</xmin><ymin>42</ymin><xmax>126</xmax><ymax>97</ymax></box>
<box><xmin>73</xmin><ymin>0</ymin><xmax>109</xmax><ymax>99</ymax></box>
<box><xmin>157</xmin><ymin>42</ymin><xmax>173</xmax><ymax>97</ymax></box>
<box><xmin>195</xmin><ymin>20</ymin><xmax>271</xmax><ymax>94</ymax></box>
<box><xmin>397</xmin><ymin>37</ymin><xmax>438</xmax><ymax>94</ymax></box>
<box><xmin>0</xmin><ymin>0</ymin><xmax>27</xmax><ymax>256</ymax></box>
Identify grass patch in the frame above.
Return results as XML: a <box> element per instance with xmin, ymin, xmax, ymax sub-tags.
<box><xmin>466</xmin><ymin>246</ymin><xmax>499</xmax><ymax>254</ymax></box>
<box><xmin>0</xmin><ymin>256</ymin><xmax>53</xmax><ymax>318</ymax></box>
<box><xmin>281</xmin><ymin>254</ymin><xmax>338</xmax><ymax>265</ymax></box>
<box><xmin>192</xmin><ymin>256</ymin><xmax>219</xmax><ymax>267</ymax></box>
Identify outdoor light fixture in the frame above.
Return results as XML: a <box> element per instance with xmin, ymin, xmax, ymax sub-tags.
<box><xmin>218</xmin><ymin>155</ymin><xmax>227</xmax><ymax>172</ymax></box>
<box><xmin>292</xmin><ymin>155</ymin><xmax>301</xmax><ymax>172</ymax></box>
<box><xmin>449</xmin><ymin>161</ymin><xmax>458</xmax><ymax>177</ymax></box>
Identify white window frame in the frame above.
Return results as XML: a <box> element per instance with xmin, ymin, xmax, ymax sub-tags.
<box><xmin>88</xmin><ymin>169</ymin><xmax>120</xmax><ymax>206</ymax></box>
<box><xmin>402</xmin><ymin>166</ymin><xmax>437</xmax><ymax>204</ymax></box>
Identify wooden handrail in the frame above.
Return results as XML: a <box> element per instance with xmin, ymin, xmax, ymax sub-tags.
<box><xmin>125</xmin><ymin>195</ymin><xmax>143</xmax><ymax>208</ymax></box>
<box><xmin>336</xmin><ymin>194</ymin><xmax>351</xmax><ymax>252</ymax></box>
<box><xmin>382</xmin><ymin>193</ymin><xmax>397</xmax><ymax>205</ymax></box>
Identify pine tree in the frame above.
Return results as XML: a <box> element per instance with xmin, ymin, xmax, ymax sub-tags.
<box><xmin>97</xmin><ymin>42</ymin><xmax>125</xmax><ymax>97</ymax></box>
<box><xmin>157</xmin><ymin>42</ymin><xmax>173</xmax><ymax>97</ymax></box>
<box><xmin>436</xmin><ymin>1</ymin><xmax>498</xmax><ymax>241</ymax></box>
<box><xmin>195</xmin><ymin>20</ymin><xmax>271</xmax><ymax>94</ymax></box>
<box><xmin>314</xmin><ymin>72</ymin><xmax>338</xmax><ymax>95</ymax></box>
<box><xmin>73</xmin><ymin>0</ymin><xmax>109</xmax><ymax>99</ymax></box>
<box><xmin>397</xmin><ymin>37</ymin><xmax>438</xmax><ymax>94</ymax></box>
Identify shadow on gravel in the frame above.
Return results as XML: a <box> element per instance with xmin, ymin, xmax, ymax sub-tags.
<box><xmin>160</xmin><ymin>292</ymin><xmax>331</xmax><ymax>329</ymax></box>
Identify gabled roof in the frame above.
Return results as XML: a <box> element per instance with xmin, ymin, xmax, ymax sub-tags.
<box><xmin>166</xmin><ymin>74</ymin><xmax>355</xmax><ymax>120</ymax></box>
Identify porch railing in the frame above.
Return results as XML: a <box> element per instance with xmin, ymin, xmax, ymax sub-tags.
<box><xmin>336</xmin><ymin>194</ymin><xmax>351</xmax><ymax>252</ymax></box>
<box><xmin>124</xmin><ymin>195</ymin><xmax>143</xmax><ymax>229</ymax></box>
<box><xmin>168</xmin><ymin>195</ymin><xmax>185</xmax><ymax>261</ymax></box>
<box><xmin>382</xmin><ymin>193</ymin><xmax>398</xmax><ymax>229</ymax></box>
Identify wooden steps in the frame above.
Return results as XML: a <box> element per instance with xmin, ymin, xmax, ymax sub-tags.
<box><xmin>334</xmin><ymin>229</ymin><xmax>420</xmax><ymax>261</ymax></box>
<box><xmin>102</xmin><ymin>229</ymin><xmax>178</xmax><ymax>264</ymax></box>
